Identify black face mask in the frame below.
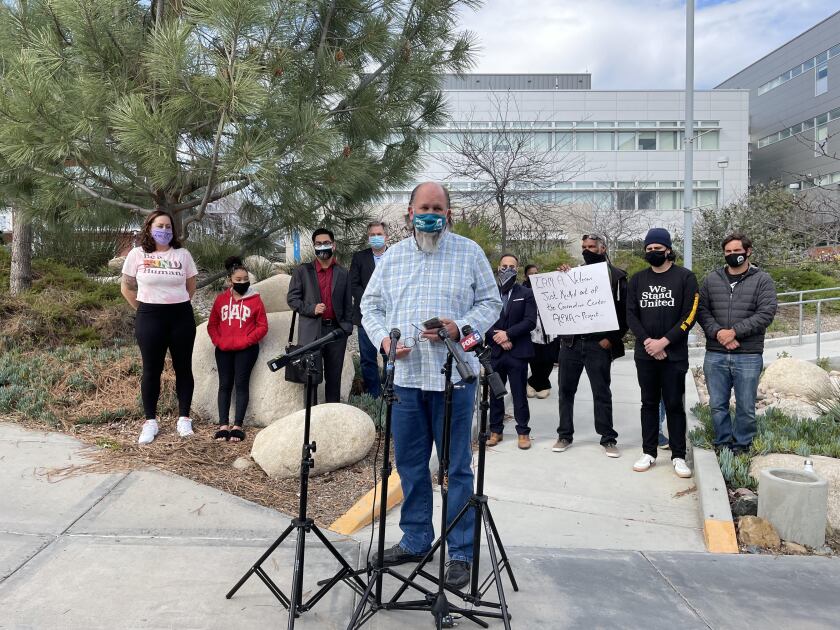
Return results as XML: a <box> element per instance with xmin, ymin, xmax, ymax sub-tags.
<box><xmin>725</xmin><ymin>253</ymin><xmax>748</xmax><ymax>268</ymax></box>
<box><xmin>582</xmin><ymin>249</ymin><xmax>607</xmax><ymax>265</ymax></box>
<box><xmin>645</xmin><ymin>251</ymin><xmax>668</xmax><ymax>267</ymax></box>
<box><xmin>232</xmin><ymin>281</ymin><xmax>250</xmax><ymax>296</ymax></box>
<box><xmin>315</xmin><ymin>248</ymin><xmax>333</xmax><ymax>260</ymax></box>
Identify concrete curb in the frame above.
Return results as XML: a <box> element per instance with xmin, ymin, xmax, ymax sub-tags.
<box><xmin>688</xmin><ymin>438</ymin><xmax>739</xmax><ymax>554</ymax></box>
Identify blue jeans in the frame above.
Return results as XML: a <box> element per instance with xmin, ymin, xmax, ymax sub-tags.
<box><xmin>357</xmin><ymin>326</ymin><xmax>383</xmax><ymax>398</ymax></box>
<box><xmin>391</xmin><ymin>382</ymin><xmax>476</xmax><ymax>562</ymax></box>
<box><xmin>704</xmin><ymin>351</ymin><xmax>763</xmax><ymax>449</ymax></box>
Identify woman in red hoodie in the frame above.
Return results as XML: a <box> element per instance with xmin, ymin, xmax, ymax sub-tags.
<box><xmin>208</xmin><ymin>256</ymin><xmax>269</xmax><ymax>442</ymax></box>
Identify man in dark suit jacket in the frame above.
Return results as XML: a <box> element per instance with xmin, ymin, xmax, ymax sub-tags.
<box><xmin>349</xmin><ymin>221</ymin><xmax>389</xmax><ymax>398</ymax></box>
<box><xmin>286</xmin><ymin>228</ymin><xmax>353</xmax><ymax>403</ymax></box>
<box><xmin>486</xmin><ymin>253</ymin><xmax>537</xmax><ymax>450</ymax></box>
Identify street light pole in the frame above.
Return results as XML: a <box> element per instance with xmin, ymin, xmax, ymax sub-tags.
<box><xmin>683</xmin><ymin>0</ymin><xmax>695</xmax><ymax>270</ymax></box>
<box><xmin>717</xmin><ymin>157</ymin><xmax>729</xmax><ymax>208</ymax></box>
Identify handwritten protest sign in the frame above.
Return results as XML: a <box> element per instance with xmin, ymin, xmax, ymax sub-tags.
<box><xmin>529</xmin><ymin>262</ymin><xmax>619</xmax><ymax>336</ymax></box>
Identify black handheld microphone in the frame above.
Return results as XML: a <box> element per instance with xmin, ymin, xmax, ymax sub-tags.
<box><xmin>437</xmin><ymin>327</ymin><xmax>476</xmax><ymax>383</ymax></box>
<box><xmin>383</xmin><ymin>328</ymin><xmax>400</xmax><ymax>389</ymax></box>
<box><xmin>267</xmin><ymin>327</ymin><xmax>347</xmax><ymax>372</ymax></box>
<box><xmin>460</xmin><ymin>325</ymin><xmax>507</xmax><ymax>399</ymax></box>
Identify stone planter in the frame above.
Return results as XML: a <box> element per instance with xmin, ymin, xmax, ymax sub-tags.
<box><xmin>758</xmin><ymin>468</ymin><xmax>828</xmax><ymax>548</ymax></box>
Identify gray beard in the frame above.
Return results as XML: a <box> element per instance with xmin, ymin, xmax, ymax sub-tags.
<box><xmin>415</xmin><ymin>228</ymin><xmax>445</xmax><ymax>254</ymax></box>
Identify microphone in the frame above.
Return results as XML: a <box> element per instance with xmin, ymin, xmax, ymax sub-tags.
<box><xmin>437</xmin><ymin>327</ymin><xmax>476</xmax><ymax>383</ymax></box>
<box><xmin>383</xmin><ymin>328</ymin><xmax>400</xmax><ymax>390</ymax></box>
<box><xmin>267</xmin><ymin>327</ymin><xmax>347</xmax><ymax>372</ymax></box>
<box><xmin>460</xmin><ymin>325</ymin><xmax>507</xmax><ymax>399</ymax></box>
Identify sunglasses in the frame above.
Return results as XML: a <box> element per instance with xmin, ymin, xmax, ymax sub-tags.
<box><xmin>582</xmin><ymin>234</ymin><xmax>605</xmax><ymax>242</ymax></box>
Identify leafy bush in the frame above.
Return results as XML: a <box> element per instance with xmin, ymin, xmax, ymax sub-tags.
<box><xmin>348</xmin><ymin>393</ymin><xmax>386</xmax><ymax>430</ymax></box>
<box><xmin>611</xmin><ymin>250</ymin><xmax>648</xmax><ymax>278</ymax></box>
<box><xmin>524</xmin><ymin>246</ymin><xmax>575</xmax><ymax>274</ymax></box>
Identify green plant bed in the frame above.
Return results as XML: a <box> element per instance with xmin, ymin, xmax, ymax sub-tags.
<box><xmin>690</xmin><ymin>403</ymin><xmax>840</xmax><ymax>490</ymax></box>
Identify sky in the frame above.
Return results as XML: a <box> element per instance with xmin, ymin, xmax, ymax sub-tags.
<box><xmin>457</xmin><ymin>1</ymin><xmax>839</xmax><ymax>89</ymax></box>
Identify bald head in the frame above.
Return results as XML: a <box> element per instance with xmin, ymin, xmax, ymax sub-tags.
<box><xmin>409</xmin><ymin>182</ymin><xmax>451</xmax><ymax>211</ymax></box>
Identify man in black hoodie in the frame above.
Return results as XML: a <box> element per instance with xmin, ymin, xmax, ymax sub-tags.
<box><xmin>553</xmin><ymin>233</ymin><xmax>628</xmax><ymax>458</ymax></box>
<box><xmin>627</xmin><ymin>228</ymin><xmax>698</xmax><ymax>479</ymax></box>
<box><xmin>697</xmin><ymin>232</ymin><xmax>776</xmax><ymax>454</ymax></box>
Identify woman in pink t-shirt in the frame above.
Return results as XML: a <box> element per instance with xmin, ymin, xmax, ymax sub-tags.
<box><xmin>121</xmin><ymin>210</ymin><xmax>198</xmax><ymax>445</ymax></box>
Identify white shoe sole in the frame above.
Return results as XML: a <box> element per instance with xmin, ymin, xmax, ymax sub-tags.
<box><xmin>535</xmin><ymin>391</ymin><xmax>550</xmax><ymax>399</ymax></box>
<box><xmin>176</xmin><ymin>420</ymin><xmax>194</xmax><ymax>438</ymax></box>
<box><xmin>552</xmin><ymin>444</ymin><xmax>571</xmax><ymax>452</ymax></box>
<box><xmin>605</xmin><ymin>450</ymin><xmax>621</xmax><ymax>458</ymax></box>
<box><xmin>633</xmin><ymin>461</ymin><xmax>655</xmax><ymax>472</ymax></box>
<box><xmin>673</xmin><ymin>466</ymin><xmax>692</xmax><ymax>478</ymax></box>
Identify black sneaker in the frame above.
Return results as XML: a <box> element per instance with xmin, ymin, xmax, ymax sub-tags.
<box><xmin>371</xmin><ymin>543</ymin><xmax>428</xmax><ymax>567</ymax></box>
<box><xmin>444</xmin><ymin>560</ymin><xmax>471</xmax><ymax>590</ymax></box>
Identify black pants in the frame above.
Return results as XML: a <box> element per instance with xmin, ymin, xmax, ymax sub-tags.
<box><xmin>557</xmin><ymin>337</ymin><xmax>618</xmax><ymax>445</ymax></box>
<box><xmin>321</xmin><ymin>324</ymin><xmax>348</xmax><ymax>403</ymax></box>
<box><xmin>215</xmin><ymin>344</ymin><xmax>259</xmax><ymax>425</ymax></box>
<box><xmin>135</xmin><ymin>302</ymin><xmax>196</xmax><ymax>420</ymax></box>
<box><xmin>528</xmin><ymin>338</ymin><xmax>559</xmax><ymax>392</ymax></box>
<box><xmin>636</xmin><ymin>359</ymin><xmax>687</xmax><ymax>459</ymax></box>
<box><xmin>489</xmin><ymin>353</ymin><xmax>531</xmax><ymax>435</ymax></box>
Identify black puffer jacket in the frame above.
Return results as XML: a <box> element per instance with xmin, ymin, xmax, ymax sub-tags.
<box><xmin>697</xmin><ymin>265</ymin><xmax>777</xmax><ymax>354</ymax></box>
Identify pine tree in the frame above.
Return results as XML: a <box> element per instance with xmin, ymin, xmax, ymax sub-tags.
<box><xmin>0</xmin><ymin>0</ymin><xmax>480</xmax><ymax>243</ymax></box>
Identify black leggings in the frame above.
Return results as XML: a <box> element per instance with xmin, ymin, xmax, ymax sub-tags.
<box><xmin>215</xmin><ymin>344</ymin><xmax>260</xmax><ymax>426</ymax></box>
<box><xmin>135</xmin><ymin>302</ymin><xmax>196</xmax><ymax>420</ymax></box>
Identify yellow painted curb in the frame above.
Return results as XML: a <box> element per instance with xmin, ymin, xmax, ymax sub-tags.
<box><xmin>329</xmin><ymin>473</ymin><xmax>403</xmax><ymax>535</ymax></box>
<box><xmin>704</xmin><ymin>519</ymin><xmax>739</xmax><ymax>554</ymax></box>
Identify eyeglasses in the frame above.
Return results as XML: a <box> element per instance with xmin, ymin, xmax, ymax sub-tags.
<box><xmin>402</xmin><ymin>323</ymin><xmax>431</xmax><ymax>348</ymax></box>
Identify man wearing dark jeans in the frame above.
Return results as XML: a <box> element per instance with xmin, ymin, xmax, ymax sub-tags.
<box><xmin>697</xmin><ymin>232</ymin><xmax>776</xmax><ymax>454</ymax></box>
<box><xmin>627</xmin><ymin>228</ymin><xmax>699</xmax><ymax>479</ymax></box>
<box><xmin>350</xmin><ymin>221</ymin><xmax>389</xmax><ymax>397</ymax></box>
<box><xmin>553</xmin><ymin>233</ymin><xmax>628</xmax><ymax>458</ymax></box>
<box><xmin>286</xmin><ymin>228</ymin><xmax>353</xmax><ymax>402</ymax></box>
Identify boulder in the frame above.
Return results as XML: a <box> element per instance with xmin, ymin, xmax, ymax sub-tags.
<box><xmin>232</xmin><ymin>456</ymin><xmax>253</xmax><ymax>471</ymax></box>
<box><xmin>751</xmin><ymin>453</ymin><xmax>840</xmax><ymax>530</ymax></box>
<box><xmin>732</xmin><ymin>495</ymin><xmax>758</xmax><ymax>517</ymax></box>
<box><xmin>244</xmin><ymin>254</ymin><xmax>273</xmax><ymax>270</ymax></box>
<box><xmin>107</xmin><ymin>256</ymin><xmax>126</xmax><ymax>273</ymax></box>
<box><xmin>251</xmin><ymin>403</ymin><xmax>375</xmax><ymax>479</ymax></box>
<box><xmin>758</xmin><ymin>398</ymin><xmax>822</xmax><ymax>421</ymax></box>
<box><xmin>252</xmin><ymin>274</ymin><xmax>293</xmax><ymax>313</ymax></box>
<box><xmin>191</xmin><ymin>311</ymin><xmax>355</xmax><ymax>427</ymax></box>
<box><xmin>759</xmin><ymin>358</ymin><xmax>832</xmax><ymax>399</ymax></box>
<box><xmin>782</xmin><ymin>541</ymin><xmax>808</xmax><ymax>554</ymax></box>
<box><xmin>737</xmin><ymin>515</ymin><xmax>780</xmax><ymax>549</ymax></box>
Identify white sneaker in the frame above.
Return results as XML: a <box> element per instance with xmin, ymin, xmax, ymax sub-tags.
<box><xmin>138</xmin><ymin>419</ymin><xmax>159</xmax><ymax>445</ymax></box>
<box><xmin>633</xmin><ymin>453</ymin><xmax>656</xmax><ymax>472</ymax></box>
<box><xmin>176</xmin><ymin>417</ymin><xmax>194</xmax><ymax>437</ymax></box>
<box><xmin>672</xmin><ymin>458</ymin><xmax>692</xmax><ymax>478</ymax></box>
<box><xmin>526</xmin><ymin>385</ymin><xmax>537</xmax><ymax>398</ymax></box>
<box><xmin>535</xmin><ymin>389</ymin><xmax>550</xmax><ymax>399</ymax></box>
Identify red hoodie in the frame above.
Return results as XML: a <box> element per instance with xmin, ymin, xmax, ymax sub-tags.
<box><xmin>208</xmin><ymin>287</ymin><xmax>269</xmax><ymax>351</ymax></box>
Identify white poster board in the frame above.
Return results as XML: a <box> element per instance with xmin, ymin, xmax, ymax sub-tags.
<box><xmin>529</xmin><ymin>262</ymin><xmax>619</xmax><ymax>336</ymax></box>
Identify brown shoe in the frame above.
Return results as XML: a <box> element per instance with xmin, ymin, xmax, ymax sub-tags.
<box><xmin>487</xmin><ymin>432</ymin><xmax>503</xmax><ymax>446</ymax></box>
<box><xmin>518</xmin><ymin>435</ymin><xmax>531</xmax><ymax>450</ymax></box>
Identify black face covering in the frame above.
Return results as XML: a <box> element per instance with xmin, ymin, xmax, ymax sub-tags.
<box><xmin>315</xmin><ymin>248</ymin><xmax>333</xmax><ymax>260</ymax></box>
<box><xmin>582</xmin><ymin>249</ymin><xmax>607</xmax><ymax>265</ymax></box>
<box><xmin>644</xmin><ymin>250</ymin><xmax>668</xmax><ymax>267</ymax></box>
<box><xmin>725</xmin><ymin>252</ymin><xmax>748</xmax><ymax>268</ymax></box>
<box><xmin>232</xmin><ymin>282</ymin><xmax>250</xmax><ymax>296</ymax></box>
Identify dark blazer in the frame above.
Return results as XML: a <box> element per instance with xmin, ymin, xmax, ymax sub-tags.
<box><xmin>286</xmin><ymin>261</ymin><xmax>353</xmax><ymax>345</ymax></box>
<box><xmin>486</xmin><ymin>283</ymin><xmax>537</xmax><ymax>360</ymax></box>
<box><xmin>349</xmin><ymin>248</ymin><xmax>377</xmax><ymax>326</ymax></box>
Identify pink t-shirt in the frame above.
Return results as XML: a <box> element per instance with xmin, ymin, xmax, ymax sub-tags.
<box><xmin>122</xmin><ymin>246</ymin><xmax>198</xmax><ymax>304</ymax></box>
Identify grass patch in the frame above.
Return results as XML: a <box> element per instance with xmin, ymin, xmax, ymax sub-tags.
<box><xmin>690</xmin><ymin>403</ymin><xmax>840</xmax><ymax>490</ymax></box>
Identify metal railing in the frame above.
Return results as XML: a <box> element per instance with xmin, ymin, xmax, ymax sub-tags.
<box><xmin>776</xmin><ymin>286</ymin><xmax>840</xmax><ymax>358</ymax></box>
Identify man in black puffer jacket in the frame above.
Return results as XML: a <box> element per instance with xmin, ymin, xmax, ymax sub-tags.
<box><xmin>697</xmin><ymin>232</ymin><xmax>777</xmax><ymax>454</ymax></box>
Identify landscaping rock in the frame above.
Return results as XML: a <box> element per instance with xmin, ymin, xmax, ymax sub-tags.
<box><xmin>751</xmin><ymin>454</ymin><xmax>840</xmax><ymax>530</ymax></box>
<box><xmin>107</xmin><ymin>256</ymin><xmax>126</xmax><ymax>274</ymax></box>
<box><xmin>251</xmin><ymin>403</ymin><xmax>375</xmax><ymax>479</ymax></box>
<box><xmin>251</xmin><ymin>274</ymin><xmax>292</xmax><ymax>314</ymax></box>
<box><xmin>759</xmin><ymin>358</ymin><xmax>832</xmax><ymax>399</ymax></box>
<box><xmin>232</xmin><ymin>456</ymin><xmax>253</xmax><ymax>471</ymax></box>
<box><xmin>782</xmin><ymin>541</ymin><xmax>808</xmax><ymax>555</ymax></box>
<box><xmin>191</xmin><ymin>311</ymin><xmax>355</xmax><ymax>427</ymax></box>
<box><xmin>732</xmin><ymin>494</ymin><xmax>758</xmax><ymax>517</ymax></box>
<box><xmin>244</xmin><ymin>255</ymin><xmax>273</xmax><ymax>270</ymax></box>
<box><xmin>737</xmin><ymin>515</ymin><xmax>781</xmax><ymax>549</ymax></box>
<box><xmin>758</xmin><ymin>398</ymin><xmax>822</xmax><ymax>420</ymax></box>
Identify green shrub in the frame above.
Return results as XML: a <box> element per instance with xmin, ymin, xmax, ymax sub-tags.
<box><xmin>348</xmin><ymin>393</ymin><xmax>386</xmax><ymax>430</ymax></box>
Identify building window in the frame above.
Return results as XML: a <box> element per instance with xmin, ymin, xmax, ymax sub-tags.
<box><xmin>816</xmin><ymin>63</ymin><xmax>828</xmax><ymax>96</ymax></box>
<box><xmin>638</xmin><ymin>191</ymin><xmax>656</xmax><ymax>210</ymax></box>
<box><xmin>595</xmin><ymin>132</ymin><xmax>614</xmax><ymax>151</ymax></box>
<box><xmin>700</xmin><ymin>130</ymin><xmax>719</xmax><ymax>151</ymax></box>
<box><xmin>697</xmin><ymin>190</ymin><xmax>718</xmax><ymax>208</ymax></box>
<box><xmin>532</xmin><ymin>133</ymin><xmax>552</xmax><ymax>151</ymax></box>
<box><xmin>816</xmin><ymin>123</ymin><xmax>828</xmax><ymax>156</ymax></box>
<box><xmin>428</xmin><ymin>133</ymin><xmax>449</xmax><ymax>152</ymax></box>
<box><xmin>555</xmin><ymin>132</ymin><xmax>573</xmax><ymax>151</ymax></box>
<box><xmin>658</xmin><ymin>131</ymin><xmax>678</xmax><ymax>150</ymax></box>
<box><xmin>617</xmin><ymin>132</ymin><xmax>635</xmax><ymax>151</ymax></box>
<box><xmin>617</xmin><ymin>190</ymin><xmax>635</xmax><ymax>209</ymax></box>
<box><xmin>575</xmin><ymin>132</ymin><xmax>594</xmax><ymax>151</ymax></box>
<box><xmin>658</xmin><ymin>191</ymin><xmax>678</xmax><ymax>210</ymax></box>
<box><xmin>638</xmin><ymin>132</ymin><xmax>657</xmax><ymax>150</ymax></box>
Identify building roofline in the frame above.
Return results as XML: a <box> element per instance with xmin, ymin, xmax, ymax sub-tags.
<box><xmin>715</xmin><ymin>9</ymin><xmax>840</xmax><ymax>87</ymax></box>
<box><xmin>442</xmin><ymin>88</ymin><xmax>747</xmax><ymax>94</ymax></box>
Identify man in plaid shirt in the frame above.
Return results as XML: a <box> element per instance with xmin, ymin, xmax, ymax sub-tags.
<box><xmin>361</xmin><ymin>182</ymin><xmax>502</xmax><ymax>589</ymax></box>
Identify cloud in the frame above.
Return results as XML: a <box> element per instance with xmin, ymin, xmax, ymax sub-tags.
<box><xmin>458</xmin><ymin>1</ymin><xmax>838</xmax><ymax>89</ymax></box>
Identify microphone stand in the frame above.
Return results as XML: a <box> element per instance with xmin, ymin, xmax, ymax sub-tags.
<box><xmin>226</xmin><ymin>349</ymin><xmax>366</xmax><ymax>629</ymax></box>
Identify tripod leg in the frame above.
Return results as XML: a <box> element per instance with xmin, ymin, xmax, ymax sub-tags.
<box><xmin>482</xmin><ymin>510</ymin><xmax>512</xmax><ymax>630</ymax></box>
<box><xmin>486</xmin><ymin>507</ymin><xmax>518</xmax><ymax>592</ymax></box>
<box><xmin>287</xmin><ymin>526</ymin><xmax>307</xmax><ymax>630</ymax></box>
<box><xmin>226</xmin><ymin>523</ymin><xmax>295</xmax><ymax>599</ymax></box>
<box><xmin>302</xmin><ymin>525</ymin><xmax>368</xmax><ymax>610</ymax></box>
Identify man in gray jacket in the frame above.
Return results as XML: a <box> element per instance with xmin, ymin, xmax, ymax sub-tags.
<box><xmin>697</xmin><ymin>232</ymin><xmax>777</xmax><ymax>453</ymax></box>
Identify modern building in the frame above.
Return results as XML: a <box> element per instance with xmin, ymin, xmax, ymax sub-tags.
<box><xmin>717</xmin><ymin>10</ymin><xmax>840</xmax><ymax>189</ymax></box>
<box><xmin>372</xmin><ymin>74</ymin><xmax>749</xmax><ymax>245</ymax></box>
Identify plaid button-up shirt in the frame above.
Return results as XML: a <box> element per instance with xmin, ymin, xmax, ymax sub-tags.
<box><xmin>361</xmin><ymin>231</ymin><xmax>502</xmax><ymax>391</ymax></box>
